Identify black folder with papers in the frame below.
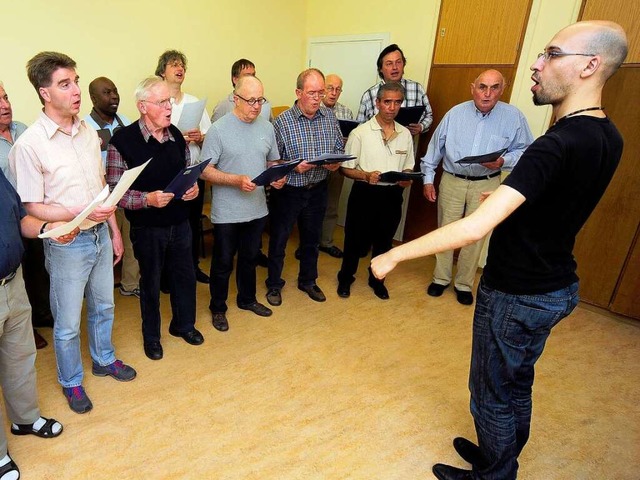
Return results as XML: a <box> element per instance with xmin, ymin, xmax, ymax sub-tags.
<box><xmin>378</xmin><ymin>171</ymin><xmax>424</xmax><ymax>183</ymax></box>
<box><xmin>252</xmin><ymin>159</ymin><xmax>302</xmax><ymax>186</ymax></box>
<box><xmin>338</xmin><ymin>119</ymin><xmax>360</xmax><ymax>138</ymax></box>
<box><xmin>164</xmin><ymin>158</ymin><xmax>211</xmax><ymax>197</ymax></box>
<box><xmin>455</xmin><ymin>148</ymin><xmax>507</xmax><ymax>165</ymax></box>
<box><xmin>306</xmin><ymin>153</ymin><xmax>357</xmax><ymax>166</ymax></box>
<box><xmin>394</xmin><ymin>106</ymin><xmax>425</xmax><ymax>127</ymax></box>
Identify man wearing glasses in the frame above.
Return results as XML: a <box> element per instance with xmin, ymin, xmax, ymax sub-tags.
<box><xmin>357</xmin><ymin>44</ymin><xmax>433</xmax><ymax>136</ymax></box>
<box><xmin>266</xmin><ymin>68</ymin><xmax>344</xmax><ymax>306</ymax></box>
<box><xmin>107</xmin><ymin>77</ymin><xmax>204</xmax><ymax>361</ymax></box>
<box><xmin>371</xmin><ymin>21</ymin><xmax>627</xmax><ymax>480</ymax></box>
<box><xmin>420</xmin><ymin>70</ymin><xmax>533</xmax><ymax>306</ymax></box>
<box><xmin>10</xmin><ymin>52</ymin><xmax>136</xmax><ymax>414</ymax></box>
<box><xmin>201</xmin><ymin>76</ymin><xmax>284</xmax><ymax>332</ymax></box>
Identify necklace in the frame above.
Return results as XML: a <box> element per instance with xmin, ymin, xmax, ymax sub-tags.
<box><xmin>554</xmin><ymin>106</ymin><xmax>604</xmax><ymax>125</ymax></box>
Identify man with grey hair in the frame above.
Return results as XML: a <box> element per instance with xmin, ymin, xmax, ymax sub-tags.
<box><xmin>201</xmin><ymin>75</ymin><xmax>285</xmax><ymax>332</ymax></box>
<box><xmin>107</xmin><ymin>77</ymin><xmax>204</xmax><ymax>361</ymax></box>
<box><xmin>266</xmin><ymin>68</ymin><xmax>344</xmax><ymax>306</ymax></box>
<box><xmin>372</xmin><ymin>21</ymin><xmax>628</xmax><ymax>480</ymax></box>
<box><xmin>9</xmin><ymin>51</ymin><xmax>136</xmax><ymax>414</ymax></box>
<box><xmin>420</xmin><ymin>69</ymin><xmax>533</xmax><ymax>306</ymax></box>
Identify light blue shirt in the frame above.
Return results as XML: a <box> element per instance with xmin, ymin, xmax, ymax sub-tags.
<box><xmin>84</xmin><ymin>110</ymin><xmax>131</xmax><ymax>168</ymax></box>
<box><xmin>0</xmin><ymin>121</ymin><xmax>27</xmax><ymax>186</ymax></box>
<box><xmin>420</xmin><ymin>101</ymin><xmax>533</xmax><ymax>184</ymax></box>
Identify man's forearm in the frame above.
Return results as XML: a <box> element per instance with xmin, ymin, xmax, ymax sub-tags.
<box><xmin>24</xmin><ymin>202</ymin><xmax>74</xmax><ymax>222</ymax></box>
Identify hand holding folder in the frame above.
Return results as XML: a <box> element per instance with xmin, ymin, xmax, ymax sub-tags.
<box><xmin>252</xmin><ymin>159</ymin><xmax>302</xmax><ymax>186</ymax></box>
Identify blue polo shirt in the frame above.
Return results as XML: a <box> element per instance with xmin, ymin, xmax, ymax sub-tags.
<box><xmin>0</xmin><ymin>170</ymin><xmax>26</xmax><ymax>277</ymax></box>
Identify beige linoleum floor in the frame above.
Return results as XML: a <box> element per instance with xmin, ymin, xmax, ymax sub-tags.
<box><xmin>5</xmin><ymin>232</ymin><xmax>640</xmax><ymax>479</ymax></box>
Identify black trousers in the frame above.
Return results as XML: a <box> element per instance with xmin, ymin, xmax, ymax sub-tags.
<box><xmin>338</xmin><ymin>182</ymin><xmax>404</xmax><ymax>284</ymax></box>
<box><xmin>130</xmin><ymin>220</ymin><xmax>196</xmax><ymax>344</ymax></box>
<box><xmin>209</xmin><ymin>216</ymin><xmax>267</xmax><ymax>313</ymax></box>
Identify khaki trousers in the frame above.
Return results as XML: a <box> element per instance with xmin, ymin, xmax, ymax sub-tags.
<box><xmin>0</xmin><ymin>266</ymin><xmax>40</xmax><ymax>456</ymax></box>
<box><xmin>433</xmin><ymin>172</ymin><xmax>501</xmax><ymax>291</ymax></box>
<box><xmin>116</xmin><ymin>208</ymin><xmax>140</xmax><ymax>291</ymax></box>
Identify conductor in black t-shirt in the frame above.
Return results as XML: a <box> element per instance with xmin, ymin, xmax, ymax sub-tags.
<box><xmin>371</xmin><ymin>21</ymin><xmax>628</xmax><ymax>480</ymax></box>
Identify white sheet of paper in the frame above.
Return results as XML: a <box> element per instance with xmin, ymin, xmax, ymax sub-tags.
<box><xmin>103</xmin><ymin>159</ymin><xmax>151</xmax><ymax>207</ymax></box>
<box><xmin>38</xmin><ymin>185</ymin><xmax>110</xmax><ymax>239</ymax></box>
<box><xmin>176</xmin><ymin>98</ymin><xmax>207</xmax><ymax>132</ymax></box>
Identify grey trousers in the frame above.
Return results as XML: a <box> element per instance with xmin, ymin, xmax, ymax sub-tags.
<box><xmin>0</xmin><ymin>266</ymin><xmax>40</xmax><ymax>456</ymax></box>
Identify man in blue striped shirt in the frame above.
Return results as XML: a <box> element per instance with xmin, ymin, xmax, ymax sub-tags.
<box><xmin>357</xmin><ymin>44</ymin><xmax>433</xmax><ymax>136</ymax></box>
<box><xmin>420</xmin><ymin>70</ymin><xmax>533</xmax><ymax>305</ymax></box>
<box><xmin>266</xmin><ymin>68</ymin><xmax>344</xmax><ymax>306</ymax></box>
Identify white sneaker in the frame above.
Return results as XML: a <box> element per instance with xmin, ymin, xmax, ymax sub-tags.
<box><xmin>118</xmin><ymin>286</ymin><xmax>140</xmax><ymax>298</ymax></box>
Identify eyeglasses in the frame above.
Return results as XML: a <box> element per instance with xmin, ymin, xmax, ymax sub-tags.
<box><xmin>169</xmin><ymin>61</ymin><xmax>185</xmax><ymax>69</ymax></box>
<box><xmin>235</xmin><ymin>94</ymin><xmax>267</xmax><ymax>106</ymax></box>
<box><xmin>326</xmin><ymin>86</ymin><xmax>342</xmax><ymax>94</ymax></box>
<box><xmin>537</xmin><ymin>50</ymin><xmax>595</xmax><ymax>62</ymax></box>
<box><xmin>303</xmin><ymin>90</ymin><xmax>326</xmax><ymax>99</ymax></box>
<box><xmin>141</xmin><ymin>98</ymin><xmax>172</xmax><ymax>109</ymax></box>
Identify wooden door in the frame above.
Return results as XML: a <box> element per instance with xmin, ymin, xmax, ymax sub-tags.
<box><xmin>574</xmin><ymin>0</ymin><xmax>640</xmax><ymax>318</ymax></box>
<box><xmin>403</xmin><ymin>0</ymin><xmax>532</xmax><ymax>241</ymax></box>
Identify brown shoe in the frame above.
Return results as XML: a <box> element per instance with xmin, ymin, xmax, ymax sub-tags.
<box><xmin>33</xmin><ymin>329</ymin><xmax>48</xmax><ymax>349</ymax></box>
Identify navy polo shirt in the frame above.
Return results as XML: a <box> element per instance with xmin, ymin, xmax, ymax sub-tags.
<box><xmin>0</xmin><ymin>170</ymin><xmax>26</xmax><ymax>277</ymax></box>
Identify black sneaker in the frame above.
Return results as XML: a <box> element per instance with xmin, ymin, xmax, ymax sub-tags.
<box><xmin>62</xmin><ymin>386</ymin><xmax>93</xmax><ymax>414</ymax></box>
<box><xmin>92</xmin><ymin>360</ymin><xmax>137</xmax><ymax>381</ymax></box>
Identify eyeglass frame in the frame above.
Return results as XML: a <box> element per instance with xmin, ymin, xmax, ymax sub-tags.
<box><xmin>140</xmin><ymin>98</ymin><xmax>172</xmax><ymax>109</ymax></box>
<box><xmin>325</xmin><ymin>86</ymin><xmax>343</xmax><ymax>94</ymax></box>
<box><xmin>537</xmin><ymin>50</ymin><xmax>596</xmax><ymax>62</ymax></box>
<box><xmin>298</xmin><ymin>89</ymin><xmax>326</xmax><ymax>99</ymax></box>
<box><xmin>234</xmin><ymin>93</ymin><xmax>268</xmax><ymax>106</ymax></box>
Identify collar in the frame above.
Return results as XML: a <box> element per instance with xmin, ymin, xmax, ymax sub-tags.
<box><xmin>39</xmin><ymin>111</ymin><xmax>83</xmax><ymax>139</ymax></box>
<box><xmin>291</xmin><ymin>102</ymin><xmax>327</xmax><ymax>120</ymax></box>
<box><xmin>370</xmin><ymin>115</ymin><xmax>401</xmax><ymax>134</ymax></box>
<box><xmin>89</xmin><ymin>108</ymin><xmax>117</xmax><ymax>129</ymax></box>
<box><xmin>138</xmin><ymin>118</ymin><xmax>175</xmax><ymax>143</ymax></box>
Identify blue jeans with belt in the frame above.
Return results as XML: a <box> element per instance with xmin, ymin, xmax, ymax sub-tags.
<box><xmin>469</xmin><ymin>278</ymin><xmax>579</xmax><ymax>479</ymax></box>
<box><xmin>44</xmin><ymin>223</ymin><xmax>117</xmax><ymax>388</ymax></box>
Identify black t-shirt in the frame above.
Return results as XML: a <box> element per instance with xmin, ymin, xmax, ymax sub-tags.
<box><xmin>483</xmin><ymin>116</ymin><xmax>623</xmax><ymax>294</ymax></box>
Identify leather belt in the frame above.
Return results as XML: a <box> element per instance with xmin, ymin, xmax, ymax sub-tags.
<box><xmin>449</xmin><ymin>171</ymin><xmax>501</xmax><ymax>181</ymax></box>
<box><xmin>0</xmin><ymin>271</ymin><xmax>17</xmax><ymax>287</ymax></box>
<box><xmin>286</xmin><ymin>179</ymin><xmax>327</xmax><ymax>190</ymax></box>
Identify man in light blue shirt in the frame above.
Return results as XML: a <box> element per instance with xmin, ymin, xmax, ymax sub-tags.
<box><xmin>84</xmin><ymin>77</ymin><xmax>139</xmax><ymax>298</ymax></box>
<box><xmin>420</xmin><ymin>70</ymin><xmax>533</xmax><ymax>305</ymax></box>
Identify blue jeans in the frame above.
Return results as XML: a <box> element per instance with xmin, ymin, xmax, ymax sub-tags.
<box><xmin>44</xmin><ymin>223</ymin><xmax>116</xmax><ymax>388</ymax></box>
<box><xmin>209</xmin><ymin>216</ymin><xmax>267</xmax><ymax>313</ymax></box>
<box><xmin>267</xmin><ymin>182</ymin><xmax>328</xmax><ymax>289</ymax></box>
<box><xmin>469</xmin><ymin>278</ymin><xmax>579</xmax><ymax>479</ymax></box>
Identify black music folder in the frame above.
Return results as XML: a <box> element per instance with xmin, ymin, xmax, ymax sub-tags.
<box><xmin>164</xmin><ymin>158</ymin><xmax>211</xmax><ymax>197</ymax></box>
<box><xmin>455</xmin><ymin>148</ymin><xmax>507</xmax><ymax>165</ymax></box>
<box><xmin>252</xmin><ymin>159</ymin><xmax>302</xmax><ymax>186</ymax></box>
<box><xmin>395</xmin><ymin>106</ymin><xmax>425</xmax><ymax>127</ymax></box>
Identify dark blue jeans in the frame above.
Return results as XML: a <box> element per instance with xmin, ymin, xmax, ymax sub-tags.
<box><xmin>130</xmin><ymin>220</ymin><xmax>196</xmax><ymax>344</ymax></box>
<box><xmin>469</xmin><ymin>278</ymin><xmax>579</xmax><ymax>479</ymax></box>
<box><xmin>209</xmin><ymin>216</ymin><xmax>267</xmax><ymax>313</ymax></box>
<box><xmin>266</xmin><ymin>181</ymin><xmax>328</xmax><ymax>290</ymax></box>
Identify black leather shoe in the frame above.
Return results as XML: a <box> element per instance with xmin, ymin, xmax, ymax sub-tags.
<box><xmin>432</xmin><ymin>463</ymin><xmax>473</xmax><ymax>480</ymax></box>
<box><xmin>144</xmin><ymin>342</ymin><xmax>163</xmax><ymax>360</ymax></box>
<box><xmin>427</xmin><ymin>282</ymin><xmax>449</xmax><ymax>297</ymax></box>
<box><xmin>453</xmin><ymin>437</ymin><xmax>486</xmax><ymax>468</ymax></box>
<box><xmin>454</xmin><ymin>288</ymin><xmax>474</xmax><ymax>305</ymax></box>
<box><xmin>195</xmin><ymin>268</ymin><xmax>210</xmax><ymax>284</ymax></box>
<box><xmin>368</xmin><ymin>281</ymin><xmax>389</xmax><ymax>299</ymax></box>
<box><xmin>266</xmin><ymin>288</ymin><xmax>282</xmax><ymax>306</ymax></box>
<box><xmin>211</xmin><ymin>312</ymin><xmax>229</xmax><ymax>332</ymax></box>
<box><xmin>169</xmin><ymin>327</ymin><xmax>204</xmax><ymax>345</ymax></box>
<box><xmin>337</xmin><ymin>282</ymin><xmax>350</xmax><ymax>298</ymax></box>
<box><xmin>298</xmin><ymin>284</ymin><xmax>326</xmax><ymax>302</ymax></box>
<box><xmin>319</xmin><ymin>245</ymin><xmax>343</xmax><ymax>258</ymax></box>
<box><xmin>239</xmin><ymin>302</ymin><xmax>273</xmax><ymax>317</ymax></box>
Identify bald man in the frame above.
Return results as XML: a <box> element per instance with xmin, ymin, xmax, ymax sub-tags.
<box><xmin>420</xmin><ymin>69</ymin><xmax>533</xmax><ymax>305</ymax></box>
<box><xmin>201</xmin><ymin>76</ymin><xmax>284</xmax><ymax>332</ymax></box>
<box><xmin>372</xmin><ymin>21</ymin><xmax>628</xmax><ymax>480</ymax></box>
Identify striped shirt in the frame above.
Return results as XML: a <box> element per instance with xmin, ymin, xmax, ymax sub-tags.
<box><xmin>420</xmin><ymin>101</ymin><xmax>534</xmax><ymax>184</ymax></box>
<box><xmin>327</xmin><ymin>102</ymin><xmax>354</xmax><ymax>121</ymax></box>
<box><xmin>356</xmin><ymin>78</ymin><xmax>433</xmax><ymax>133</ymax></box>
<box><xmin>273</xmin><ymin>103</ymin><xmax>345</xmax><ymax>187</ymax></box>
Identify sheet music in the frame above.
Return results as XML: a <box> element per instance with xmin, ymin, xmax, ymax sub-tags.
<box><xmin>176</xmin><ymin>98</ymin><xmax>207</xmax><ymax>132</ymax></box>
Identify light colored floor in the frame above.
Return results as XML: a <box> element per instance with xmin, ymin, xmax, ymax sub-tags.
<box><xmin>5</xmin><ymin>232</ymin><xmax>640</xmax><ymax>479</ymax></box>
